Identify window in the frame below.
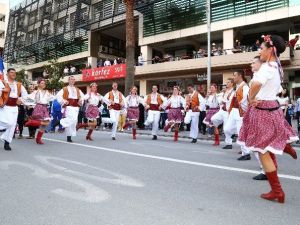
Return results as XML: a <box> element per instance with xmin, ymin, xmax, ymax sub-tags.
<box><xmin>92</xmin><ymin>0</ymin><xmax>113</xmax><ymax>22</ymax></box>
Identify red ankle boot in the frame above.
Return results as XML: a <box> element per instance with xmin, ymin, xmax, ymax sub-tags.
<box><xmin>36</xmin><ymin>131</ymin><xmax>44</xmax><ymax>145</ymax></box>
<box><xmin>213</xmin><ymin>134</ymin><xmax>220</xmax><ymax>146</ymax></box>
<box><xmin>174</xmin><ymin>130</ymin><xmax>178</xmax><ymax>142</ymax></box>
<box><xmin>132</xmin><ymin>128</ymin><xmax>137</xmax><ymax>140</ymax></box>
<box><xmin>283</xmin><ymin>144</ymin><xmax>297</xmax><ymax>160</ymax></box>
<box><xmin>86</xmin><ymin>129</ymin><xmax>93</xmax><ymax>141</ymax></box>
<box><xmin>261</xmin><ymin>171</ymin><xmax>285</xmax><ymax>203</ymax></box>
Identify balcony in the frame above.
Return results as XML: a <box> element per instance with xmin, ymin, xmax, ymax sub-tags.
<box><xmin>135</xmin><ymin>48</ymin><xmax>291</xmax><ymax>78</ymax></box>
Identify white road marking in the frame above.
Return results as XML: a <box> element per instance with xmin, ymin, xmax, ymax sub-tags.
<box><xmin>43</xmin><ymin>137</ymin><xmax>300</xmax><ymax>181</ymax></box>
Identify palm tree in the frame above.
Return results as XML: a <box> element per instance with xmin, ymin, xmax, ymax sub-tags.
<box><xmin>124</xmin><ymin>0</ymin><xmax>135</xmax><ymax>96</ymax></box>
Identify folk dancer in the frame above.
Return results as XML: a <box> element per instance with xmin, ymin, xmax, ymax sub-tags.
<box><xmin>0</xmin><ymin>68</ymin><xmax>28</xmax><ymax>150</ymax></box>
<box><xmin>24</xmin><ymin>78</ymin><xmax>55</xmax><ymax>144</ymax></box>
<box><xmin>103</xmin><ymin>82</ymin><xmax>126</xmax><ymax>140</ymax></box>
<box><xmin>224</xmin><ymin>70</ymin><xmax>250</xmax><ymax>160</ymax></box>
<box><xmin>124</xmin><ymin>86</ymin><xmax>144</xmax><ymax>139</ymax></box>
<box><xmin>25</xmin><ymin>85</ymin><xmax>37</xmax><ymax>139</ymax></box>
<box><xmin>238</xmin><ymin>35</ymin><xmax>298</xmax><ymax>203</ymax></box>
<box><xmin>184</xmin><ymin>84</ymin><xmax>204</xmax><ymax>143</ymax></box>
<box><xmin>203</xmin><ymin>84</ymin><xmax>221</xmax><ymax>146</ymax></box>
<box><xmin>144</xmin><ymin>85</ymin><xmax>166</xmax><ymax>140</ymax></box>
<box><xmin>211</xmin><ymin>79</ymin><xmax>235</xmax><ymax>149</ymax></box>
<box><xmin>57</xmin><ymin>76</ymin><xmax>84</xmax><ymax>143</ymax></box>
<box><xmin>163</xmin><ymin>86</ymin><xmax>186</xmax><ymax>141</ymax></box>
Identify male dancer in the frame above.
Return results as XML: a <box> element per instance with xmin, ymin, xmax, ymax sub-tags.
<box><xmin>224</xmin><ymin>70</ymin><xmax>251</xmax><ymax>160</ymax></box>
<box><xmin>103</xmin><ymin>82</ymin><xmax>126</xmax><ymax>140</ymax></box>
<box><xmin>57</xmin><ymin>76</ymin><xmax>84</xmax><ymax>143</ymax></box>
<box><xmin>184</xmin><ymin>84</ymin><xmax>204</xmax><ymax>143</ymax></box>
<box><xmin>144</xmin><ymin>85</ymin><xmax>166</xmax><ymax>140</ymax></box>
<box><xmin>211</xmin><ymin>78</ymin><xmax>235</xmax><ymax>149</ymax></box>
<box><xmin>0</xmin><ymin>68</ymin><xmax>28</xmax><ymax>150</ymax></box>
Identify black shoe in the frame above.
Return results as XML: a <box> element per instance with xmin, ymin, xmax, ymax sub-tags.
<box><xmin>67</xmin><ymin>136</ymin><xmax>73</xmax><ymax>143</ymax></box>
<box><xmin>4</xmin><ymin>141</ymin><xmax>11</xmax><ymax>151</ymax></box>
<box><xmin>191</xmin><ymin>139</ymin><xmax>197</xmax><ymax>143</ymax></box>
<box><xmin>152</xmin><ymin>135</ymin><xmax>157</xmax><ymax>140</ymax></box>
<box><xmin>237</xmin><ymin>154</ymin><xmax>251</xmax><ymax>161</ymax></box>
<box><xmin>253</xmin><ymin>173</ymin><xmax>268</xmax><ymax>181</ymax></box>
<box><xmin>112</xmin><ymin>137</ymin><xmax>116</xmax><ymax>140</ymax></box>
<box><xmin>222</xmin><ymin>145</ymin><xmax>233</xmax><ymax>149</ymax></box>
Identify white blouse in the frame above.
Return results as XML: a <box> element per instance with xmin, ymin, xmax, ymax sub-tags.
<box><xmin>84</xmin><ymin>92</ymin><xmax>102</xmax><ymax>106</ymax></box>
<box><xmin>126</xmin><ymin>95</ymin><xmax>144</xmax><ymax>107</ymax></box>
<box><xmin>26</xmin><ymin>89</ymin><xmax>54</xmax><ymax>105</ymax></box>
<box><xmin>253</xmin><ymin>62</ymin><xmax>282</xmax><ymax>101</ymax></box>
<box><xmin>165</xmin><ymin>95</ymin><xmax>186</xmax><ymax>108</ymax></box>
<box><xmin>205</xmin><ymin>94</ymin><xmax>220</xmax><ymax>108</ymax></box>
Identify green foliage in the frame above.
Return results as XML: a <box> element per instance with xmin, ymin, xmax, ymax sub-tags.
<box><xmin>43</xmin><ymin>59</ymin><xmax>66</xmax><ymax>91</ymax></box>
<box><xmin>16</xmin><ymin>69</ymin><xmax>30</xmax><ymax>90</ymax></box>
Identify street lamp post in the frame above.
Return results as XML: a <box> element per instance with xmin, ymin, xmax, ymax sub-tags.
<box><xmin>206</xmin><ymin>0</ymin><xmax>211</xmax><ymax>91</ymax></box>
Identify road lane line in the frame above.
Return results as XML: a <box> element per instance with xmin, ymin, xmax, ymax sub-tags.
<box><xmin>43</xmin><ymin>137</ymin><xmax>300</xmax><ymax>181</ymax></box>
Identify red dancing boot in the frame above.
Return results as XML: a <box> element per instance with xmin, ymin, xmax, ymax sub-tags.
<box><xmin>174</xmin><ymin>130</ymin><xmax>179</xmax><ymax>142</ymax></box>
<box><xmin>76</xmin><ymin>123</ymin><xmax>88</xmax><ymax>131</ymax></box>
<box><xmin>261</xmin><ymin>171</ymin><xmax>285</xmax><ymax>204</ymax></box>
<box><xmin>25</xmin><ymin>120</ymin><xmax>41</xmax><ymax>128</ymax></box>
<box><xmin>164</xmin><ymin>124</ymin><xmax>171</xmax><ymax>132</ymax></box>
<box><xmin>123</xmin><ymin>122</ymin><xmax>130</xmax><ymax>130</ymax></box>
<box><xmin>283</xmin><ymin>144</ymin><xmax>297</xmax><ymax>160</ymax></box>
<box><xmin>86</xmin><ymin>129</ymin><xmax>93</xmax><ymax>141</ymax></box>
<box><xmin>213</xmin><ymin>134</ymin><xmax>220</xmax><ymax>146</ymax></box>
<box><xmin>132</xmin><ymin>128</ymin><xmax>137</xmax><ymax>140</ymax></box>
<box><xmin>36</xmin><ymin>131</ymin><xmax>44</xmax><ymax>145</ymax></box>
<box><xmin>270</xmin><ymin>153</ymin><xmax>278</xmax><ymax>169</ymax></box>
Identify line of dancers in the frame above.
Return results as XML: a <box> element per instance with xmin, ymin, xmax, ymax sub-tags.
<box><xmin>0</xmin><ymin>34</ymin><xmax>299</xmax><ymax>204</ymax></box>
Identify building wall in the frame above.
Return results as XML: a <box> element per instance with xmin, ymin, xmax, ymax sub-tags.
<box><xmin>0</xmin><ymin>2</ymin><xmax>9</xmax><ymax>50</ymax></box>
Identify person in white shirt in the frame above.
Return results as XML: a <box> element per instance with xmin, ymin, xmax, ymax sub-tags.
<box><xmin>103</xmin><ymin>82</ymin><xmax>126</xmax><ymax>140</ymax></box>
<box><xmin>124</xmin><ymin>86</ymin><xmax>144</xmax><ymax>139</ymax></box>
<box><xmin>104</xmin><ymin>59</ymin><xmax>111</xmax><ymax>67</ymax></box>
<box><xmin>144</xmin><ymin>85</ymin><xmax>166</xmax><ymax>140</ymax></box>
<box><xmin>63</xmin><ymin>66</ymin><xmax>69</xmax><ymax>75</ymax></box>
<box><xmin>24</xmin><ymin>78</ymin><xmax>55</xmax><ymax>145</ymax></box>
<box><xmin>0</xmin><ymin>68</ymin><xmax>28</xmax><ymax>151</ymax></box>
<box><xmin>56</xmin><ymin>76</ymin><xmax>84</xmax><ymax>143</ymax></box>
<box><xmin>70</xmin><ymin>66</ymin><xmax>76</xmax><ymax>75</ymax></box>
<box><xmin>163</xmin><ymin>86</ymin><xmax>186</xmax><ymax>142</ymax></box>
<box><xmin>77</xmin><ymin>83</ymin><xmax>103</xmax><ymax>141</ymax></box>
<box><xmin>184</xmin><ymin>84</ymin><xmax>204</xmax><ymax>143</ymax></box>
<box><xmin>238</xmin><ymin>35</ymin><xmax>298</xmax><ymax>204</ymax></box>
<box><xmin>203</xmin><ymin>84</ymin><xmax>221</xmax><ymax>146</ymax></box>
<box><xmin>211</xmin><ymin>78</ymin><xmax>235</xmax><ymax>149</ymax></box>
<box><xmin>223</xmin><ymin>70</ymin><xmax>251</xmax><ymax>160</ymax></box>
<box><xmin>138</xmin><ymin>53</ymin><xmax>144</xmax><ymax>66</ymax></box>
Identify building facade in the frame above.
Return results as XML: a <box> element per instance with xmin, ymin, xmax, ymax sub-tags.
<box><xmin>0</xmin><ymin>1</ymin><xmax>9</xmax><ymax>56</ymax></box>
<box><xmin>3</xmin><ymin>0</ymin><xmax>300</xmax><ymax>99</ymax></box>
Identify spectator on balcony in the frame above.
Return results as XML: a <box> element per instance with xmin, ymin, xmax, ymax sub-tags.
<box><xmin>97</xmin><ymin>59</ymin><xmax>103</xmax><ymax>67</ymax></box>
<box><xmin>212</xmin><ymin>46</ymin><xmax>219</xmax><ymax>56</ymax></box>
<box><xmin>152</xmin><ymin>56</ymin><xmax>160</xmax><ymax>64</ymax></box>
<box><xmin>138</xmin><ymin>53</ymin><xmax>144</xmax><ymax>66</ymax></box>
<box><xmin>63</xmin><ymin>66</ymin><xmax>69</xmax><ymax>75</ymax></box>
<box><xmin>104</xmin><ymin>59</ymin><xmax>111</xmax><ymax>67</ymax></box>
<box><xmin>217</xmin><ymin>47</ymin><xmax>223</xmax><ymax>55</ymax></box>
<box><xmin>197</xmin><ymin>48</ymin><xmax>205</xmax><ymax>58</ymax></box>
<box><xmin>289</xmin><ymin>35</ymin><xmax>299</xmax><ymax>57</ymax></box>
<box><xmin>252</xmin><ymin>39</ymin><xmax>261</xmax><ymax>51</ymax></box>
<box><xmin>113</xmin><ymin>58</ymin><xmax>118</xmax><ymax>65</ymax></box>
<box><xmin>43</xmin><ymin>69</ymin><xmax>49</xmax><ymax>78</ymax></box>
<box><xmin>70</xmin><ymin>66</ymin><xmax>76</xmax><ymax>75</ymax></box>
<box><xmin>117</xmin><ymin>58</ymin><xmax>122</xmax><ymax>64</ymax></box>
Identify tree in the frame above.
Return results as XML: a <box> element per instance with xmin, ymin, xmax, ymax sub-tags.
<box><xmin>43</xmin><ymin>59</ymin><xmax>66</xmax><ymax>92</ymax></box>
<box><xmin>124</xmin><ymin>0</ymin><xmax>135</xmax><ymax>96</ymax></box>
<box><xmin>16</xmin><ymin>69</ymin><xmax>30</xmax><ymax>90</ymax></box>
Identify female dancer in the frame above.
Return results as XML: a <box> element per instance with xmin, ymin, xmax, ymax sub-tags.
<box><xmin>25</xmin><ymin>78</ymin><xmax>54</xmax><ymax>144</ymax></box>
<box><xmin>203</xmin><ymin>84</ymin><xmax>221</xmax><ymax>145</ymax></box>
<box><xmin>125</xmin><ymin>86</ymin><xmax>144</xmax><ymax>139</ymax></box>
<box><xmin>80</xmin><ymin>83</ymin><xmax>102</xmax><ymax>141</ymax></box>
<box><xmin>238</xmin><ymin>35</ymin><xmax>298</xmax><ymax>203</ymax></box>
<box><xmin>163</xmin><ymin>86</ymin><xmax>186</xmax><ymax>141</ymax></box>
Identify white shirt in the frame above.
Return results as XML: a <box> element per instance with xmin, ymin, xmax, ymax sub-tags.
<box><xmin>254</xmin><ymin>62</ymin><xmax>281</xmax><ymax>101</ymax></box>
<box><xmin>165</xmin><ymin>95</ymin><xmax>186</xmax><ymax>108</ymax></box>
<box><xmin>138</xmin><ymin>56</ymin><xmax>144</xmax><ymax>65</ymax></box>
<box><xmin>84</xmin><ymin>92</ymin><xmax>102</xmax><ymax>106</ymax></box>
<box><xmin>56</xmin><ymin>86</ymin><xmax>84</xmax><ymax>105</ymax></box>
<box><xmin>104</xmin><ymin>60</ymin><xmax>111</xmax><ymax>66</ymax></box>
<box><xmin>220</xmin><ymin>88</ymin><xmax>235</xmax><ymax>111</ymax></box>
<box><xmin>7</xmin><ymin>81</ymin><xmax>28</xmax><ymax>98</ymax></box>
<box><xmin>70</xmin><ymin>67</ymin><xmax>76</xmax><ymax>73</ymax></box>
<box><xmin>235</xmin><ymin>81</ymin><xmax>249</xmax><ymax>112</ymax></box>
<box><xmin>126</xmin><ymin>95</ymin><xmax>144</xmax><ymax>107</ymax></box>
<box><xmin>26</xmin><ymin>89</ymin><xmax>54</xmax><ymax>105</ymax></box>
<box><xmin>63</xmin><ymin>68</ymin><xmax>69</xmax><ymax>74</ymax></box>
<box><xmin>144</xmin><ymin>93</ymin><xmax>166</xmax><ymax>105</ymax></box>
<box><xmin>277</xmin><ymin>96</ymin><xmax>289</xmax><ymax>110</ymax></box>
<box><xmin>205</xmin><ymin>94</ymin><xmax>220</xmax><ymax>108</ymax></box>
<box><xmin>104</xmin><ymin>90</ymin><xmax>126</xmax><ymax>106</ymax></box>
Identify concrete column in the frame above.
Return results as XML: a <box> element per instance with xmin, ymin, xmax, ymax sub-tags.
<box><xmin>223</xmin><ymin>29</ymin><xmax>235</xmax><ymax>50</ymax></box>
<box><xmin>25</xmin><ymin>70</ymin><xmax>33</xmax><ymax>81</ymax></box>
<box><xmin>87</xmin><ymin>57</ymin><xmax>97</xmax><ymax>68</ymax></box>
<box><xmin>139</xmin><ymin>79</ymin><xmax>147</xmax><ymax>96</ymax></box>
<box><xmin>140</xmin><ymin>45</ymin><xmax>152</xmax><ymax>65</ymax></box>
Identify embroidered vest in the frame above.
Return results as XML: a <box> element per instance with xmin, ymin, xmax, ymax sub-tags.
<box><xmin>0</xmin><ymin>81</ymin><xmax>22</xmax><ymax>108</ymax></box>
<box><xmin>63</xmin><ymin>86</ymin><xmax>80</xmax><ymax>100</ymax></box>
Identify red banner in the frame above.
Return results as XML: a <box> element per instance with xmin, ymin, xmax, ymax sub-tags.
<box><xmin>82</xmin><ymin>64</ymin><xmax>126</xmax><ymax>82</ymax></box>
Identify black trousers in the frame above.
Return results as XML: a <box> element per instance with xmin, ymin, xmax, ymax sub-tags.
<box><xmin>17</xmin><ymin>105</ymin><xmax>26</xmax><ymax>135</ymax></box>
<box><xmin>199</xmin><ymin>111</ymin><xmax>207</xmax><ymax>134</ymax></box>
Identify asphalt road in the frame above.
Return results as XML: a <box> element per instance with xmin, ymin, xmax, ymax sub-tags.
<box><xmin>0</xmin><ymin>130</ymin><xmax>299</xmax><ymax>225</ymax></box>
